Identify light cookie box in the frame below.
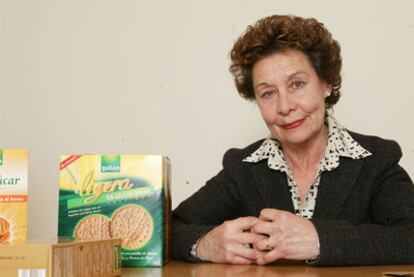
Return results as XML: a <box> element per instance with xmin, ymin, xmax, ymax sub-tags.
<box><xmin>0</xmin><ymin>149</ymin><xmax>28</xmax><ymax>244</ymax></box>
<box><xmin>0</xmin><ymin>237</ymin><xmax>122</xmax><ymax>277</ymax></box>
<box><xmin>58</xmin><ymin>154</ymin><xmax>171</xmax><ymax>267</ymax></box>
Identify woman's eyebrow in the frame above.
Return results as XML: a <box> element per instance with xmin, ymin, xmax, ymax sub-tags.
<box><xmin>255</xmin><ymin>82</ymin><xmax>270</xmax><ymax>89</ymax></box>
<box><xmin>254</xmin><ymin>71</ymin><xmax>309</xmax><ymax>90</ymax></box>
<box><xmin>287</xmin><ymin>71</ymin><xmax>308</xmax><ymax>80</ymax></box>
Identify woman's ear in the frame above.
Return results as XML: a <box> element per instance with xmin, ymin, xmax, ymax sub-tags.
<box><xmin>324</xmin><ymin>84</ymin><xmax>333</xmax><ymax>98</ymax></box>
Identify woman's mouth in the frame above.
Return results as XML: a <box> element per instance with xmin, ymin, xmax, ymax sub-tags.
<box><xmin>281</xmin><ymin>118</ymin><xmax>305</xmax><ymax>129</ymax></box>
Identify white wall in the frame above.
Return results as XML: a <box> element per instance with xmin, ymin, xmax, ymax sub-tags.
<box><xmin>1</xmin><ymin>0</ymin><xmax>413</xmax><ymax>239</ymax></box>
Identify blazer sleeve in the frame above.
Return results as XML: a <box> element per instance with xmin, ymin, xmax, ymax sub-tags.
<box><xmin>312</xmin><ymin>140</ymin><xmax>414</xmax><ymax>266</ymax></box>
<box><xmin>171</xmin><ymin>150</ymin><xmax>244</xmax><ymax>262</ymax></box>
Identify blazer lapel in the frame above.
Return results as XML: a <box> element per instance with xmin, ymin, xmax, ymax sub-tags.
<box><xmin>313</xmin><ymin>158</ymin><xmax>363</xmax><ymax>219</ymax></box>
<box><xmin>250</xmin><ymin>161</ymin><xmax>295</xmax><ymax>213</ymax></box>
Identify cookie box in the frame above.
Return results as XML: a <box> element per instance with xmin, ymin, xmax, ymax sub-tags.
<box><xmin>0</xmin><ymin>237</ymin><xmax>122</xmax><ymax>277</ymax></box>
<box><xmin>58</xmin><ymin>154</ymin><xmax>171</xmax><ymax>267</ymax></box>
<box><xmin>0</xmin><ymin>149</ymin><xmax>28</xmax><ymax>244</ymax></box>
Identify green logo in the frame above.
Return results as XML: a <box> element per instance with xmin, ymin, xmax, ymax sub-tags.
<box><xmin>101</xmin><ymin>155</ymin><xmax>120</xmax><ymax>173</ymax></box>
<box><xmin>114</xmin><ymin>244</ymin><xmax>122</xmax><ymax>269</ymax></box>
<box><xmin>0</xmin><ymin>149</ymin><xmax>3</xmax><ymax>166</ymax></box>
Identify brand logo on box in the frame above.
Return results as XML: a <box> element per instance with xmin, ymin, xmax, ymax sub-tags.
<box><xmin>0</xmin><ymin>149</ymin><xmax>3</xmax><ymax>166</ymax></box>
<box><xmin>101</xmin><ymin>155</ymin><xmax>121</xmax><ymax>173</ymax></box>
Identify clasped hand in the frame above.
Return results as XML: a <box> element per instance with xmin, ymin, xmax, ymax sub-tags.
<box><xmin>196</xmin><ymin>209</ymin><xmax>320</xmax><ymax>265</ymax></box>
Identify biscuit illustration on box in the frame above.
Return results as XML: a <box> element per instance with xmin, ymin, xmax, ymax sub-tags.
<box><xmin>58</xmin><ymin>154</ymin><xmax>171</xmax><ymax>267</ymax></box>
<box><xmin>74</xmin><ymin>214</ymin><xmax>111</xmax><ymax>239</ymax></box>
<box><xmin>110</xmin><ymin>205</ymin><xmax>153</xmax><ymax>249</ymax></box>
<box><xmin>0</xmin><ymin>217</ymin><xmax>10</xmax><ymax>243</ymax></box>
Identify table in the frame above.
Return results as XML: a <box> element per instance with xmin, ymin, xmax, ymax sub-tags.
<box><xmin>123</xmin><ymin>260</ymin><xmax>414</xmax><ymax>277</ymax></box>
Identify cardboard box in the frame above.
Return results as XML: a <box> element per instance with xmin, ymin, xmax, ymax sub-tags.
<box><xmin>58</xmin><ymin>154</ymin><xmax>171</xmax><ymax>267</ymax></box>
<box><xmin>0</xmin><ymin>238</ymin><xmax>122</xmax><ymax>277</ymax></box>
<box><xmin>0</xmin><ymin>149</ymin><xmax>28</xmax><ymax>244</ymax></box>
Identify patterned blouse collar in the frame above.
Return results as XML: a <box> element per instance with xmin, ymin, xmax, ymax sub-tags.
<box><xmin>243</xmin><ymin>114</ymin><xmax>372</xmax><ymax>172</ymax></box>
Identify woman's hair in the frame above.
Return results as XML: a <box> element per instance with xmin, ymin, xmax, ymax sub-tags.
<box><xmin>230</xmin><ymin>15</ymin><xmax>342</xmax><ymax>108</ymax></box>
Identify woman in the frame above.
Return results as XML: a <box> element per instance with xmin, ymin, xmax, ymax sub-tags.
<box><xmin>172</xmin><ymin>15</ymin><xmax>414</xmax><ymax>266</ymax></box>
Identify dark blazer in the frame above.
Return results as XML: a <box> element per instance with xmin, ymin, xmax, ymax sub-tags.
<box><xmin>172</xmin><ymin>131</ymin><xmax>414</xmax><ymax>266</ymax></box>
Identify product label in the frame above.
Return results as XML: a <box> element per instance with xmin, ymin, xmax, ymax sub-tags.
<box><xmin>101</xmin><ymin>155</ymin><xmax>121</xmax><ymax>173</ymax></box>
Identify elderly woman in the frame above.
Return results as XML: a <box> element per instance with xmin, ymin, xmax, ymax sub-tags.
<box><xmin>172</xmin><ymin>15</ymin><xmax>414</xmax><ymax>266</ymax></box>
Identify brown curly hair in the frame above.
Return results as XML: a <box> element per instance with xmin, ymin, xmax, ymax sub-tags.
<box><xmin>229</xmin><ymin>15</ymin><xmax>342</xmax><ymax>108</ymax></box>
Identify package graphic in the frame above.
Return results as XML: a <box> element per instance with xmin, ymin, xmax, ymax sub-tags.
<box><xmin>58</xmin><ymin>154</ymin><xmax>171</xmax><ymax>267</ymax></box>
<box><xmin>0</xmin><ymin>237</ymin><xmax>122</xmax><ymax>277</ymax></box>
<box><xmin>0</xmin><ymin>149</ymin><xmax>28</xmax><ymax>244</ymax></box>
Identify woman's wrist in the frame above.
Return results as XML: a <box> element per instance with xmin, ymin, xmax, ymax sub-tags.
<box><xmin>190</xmin><ymin>242</ymin><xmax>198</xmax><ymax>257</ymax></box>
<box><xmin>305</xmin><ymin>240</ymin><xmax>320</xmax><ymax>264</ymax></box>
<box><xmin>190</xmin><ymin>239</ymin><xmax>207</xmax><ymax>262</ymax></box>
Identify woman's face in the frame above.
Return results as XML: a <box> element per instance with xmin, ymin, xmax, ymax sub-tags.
<box><xmin>252</xmin><ymin>49</ymin><xmax>331</xmax><ymax>148</ymax></box>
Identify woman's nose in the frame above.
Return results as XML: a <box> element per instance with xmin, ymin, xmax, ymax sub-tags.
<box><xmin>276</xmin><ymin>92</ymin><xmax>295</xmax><ymax>115</ymax></box>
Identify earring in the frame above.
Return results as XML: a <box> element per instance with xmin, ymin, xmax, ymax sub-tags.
<box><xmin>325</xmin><ymin>91</ymin><xmax>331</xmax><ymax>98</ymax></box>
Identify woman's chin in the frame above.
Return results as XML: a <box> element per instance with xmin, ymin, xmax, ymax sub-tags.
<box><xmin>277</xmin><ymin>132</ymin><xmax>315</xmax><ymax>147</ymax></box>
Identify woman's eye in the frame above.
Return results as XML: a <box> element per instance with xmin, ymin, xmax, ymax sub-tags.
<box><xmin>291</xmin><ymin>80</ymin><xmax>305</xmax><ymax>90</ymax></box>
<box><xmin>262</xmin><ymin>91</ymin><xmax>275</xmax><ymax>98</ymax></box>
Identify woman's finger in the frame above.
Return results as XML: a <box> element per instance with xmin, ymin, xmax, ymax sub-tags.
<box><xmin>259</xmin><ymin>208</ymin><xmax>282</xmax><ymax>221</ymax></box>
<box><xmin>251</xmin><ymin>220</ymin><xmax>279</xmax><ymax>236</ymax></box>
<box><xmin>231</xmin><ymin>243</ymin><xmax>262</xmax><ymax>261</ymax></box>
<box><xmin>228</xmin><ymin>255</ymin><xmax>255</xmax><ymax>265</ymax></box>
<box><xmin>238</xmin><ymin>231</ymin><xmax>267</xmax><ymax>244</ymax></box>
<box><xmin>255</xmin><ymin>248</ymin><xmax>285</xmax><ymax>265</ymax></box>
<box><xmin>233</xmin><ymin>216</ymin><xmax>261</xmax><ymax>231</ymax></box>
<box><xmin>254</xmin><ymin>237</ymin><xmax>277</xmax><ymax>252</ymax></box>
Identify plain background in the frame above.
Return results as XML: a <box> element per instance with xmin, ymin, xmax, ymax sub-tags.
<box><xmin>1</xmin><ymin>0</ymin><xmax>413</xmax><ymax>239</ymax></box>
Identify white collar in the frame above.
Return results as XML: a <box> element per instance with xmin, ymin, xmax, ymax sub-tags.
<box><xmin>243</xmin><ymin>115</ymin><xmax>372</xmax><ymax>172</ymax></box>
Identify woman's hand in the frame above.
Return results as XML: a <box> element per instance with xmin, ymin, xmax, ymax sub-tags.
<box><xmin>196</xmin><ymin>216</ymin><xmax>266</xmax><ymax>264</ymax></box>
<box><xmin>251</xmin><ymin>209</ymin><xmax>320</xmax><ymax>265</ymax></box>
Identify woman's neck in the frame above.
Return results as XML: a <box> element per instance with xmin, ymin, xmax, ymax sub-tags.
<box><xmin>282</xmin><ymin>127</ymin><xmax>328</xmax><ymax>171</ymax></box>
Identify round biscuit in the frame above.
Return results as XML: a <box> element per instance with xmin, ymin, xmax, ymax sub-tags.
<box><xmin>74</xmin><ymin>214</ymin><xmax>111</xmax><ymax>240</ymax></box>
<box><xmin>0</xmin><ymin>217</ymin><xmax>10</xmax><ymax>243</ymax></box>
<box><xmin>110</xmin><ymin>205</ymin><xmax>153</xmax><ymax>249</ymax></box>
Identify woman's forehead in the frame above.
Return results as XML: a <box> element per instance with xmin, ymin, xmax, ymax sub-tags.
<box><xmin>252</xmin><ymin>50</ymin><xmax>316</xmax><ymax>81</ymax></box>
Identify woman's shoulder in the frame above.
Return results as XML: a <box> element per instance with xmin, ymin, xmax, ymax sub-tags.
<box><xmin>222</xmin><ymin>139</ymin><xmax>266</xmax><ymax>166</ymax></box>
<box><xmin>347</xmin><ymin>130</ymin><xmax>402</xmax><ymax>161</ymax></box>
